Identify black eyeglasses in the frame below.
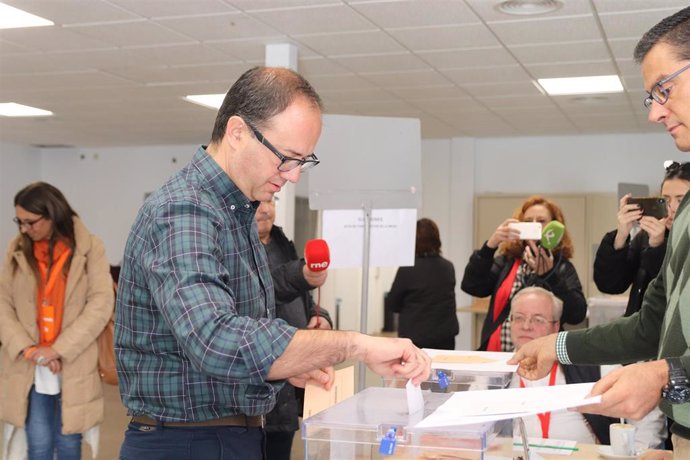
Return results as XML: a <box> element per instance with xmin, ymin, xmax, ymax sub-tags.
<box><xmin>13</xmin><ymin>216</ymin><xmax>44</xmax><ymax>228</ymax></box>
<box><xmin>246</xmin><ymin>122</ymin><xmax>319</xmax><ymax>172</ymax></box>
<box><xmin>644</xmin><ymin>63</ymin><xmax>690</xmax><ymax>109</ymax></box>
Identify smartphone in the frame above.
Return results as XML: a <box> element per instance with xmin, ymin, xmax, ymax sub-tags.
<box><xmin>507</xmin><ymin>222</ymin><xmax>542</xmax><ymax>240</ymax></box>
<box><xmin>628</xmin><ymin>197</ymin><xmax>668</xmax><ymax>219</ymax></box>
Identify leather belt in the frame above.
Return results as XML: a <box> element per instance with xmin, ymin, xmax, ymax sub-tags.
<box><xmin>131</xmin><ymin>414</ymin><xmax>264</xmax><ymax>428</ymax></box>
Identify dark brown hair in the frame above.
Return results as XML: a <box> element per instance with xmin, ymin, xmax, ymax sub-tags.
<box><xmin>13</xmin><ymin>182</ymin><xmax>77</xmax><ymax>278</ymax></box>
<box><xmin>500</xmin><ymin>195</ymin><xmax>574</xmax><ymax>259</ymax></box>
<box><xmin>662</xmin><ymin>161</ymin><xmax>690</xmax><ymax>189</ymax></box>
<box><xmin>634</xmin><ymin>7</ymin><xmax>690</xmax><ymax>63</ymax></box>
<box><xmin>415</xmin><ymin>218</ymin><xmax>442</xmax><ymax>256</ymax></box>
<box><xmin>210</xmin><ymin>66</ymin><xmax>323</xmax><ymax>143</ymax></box>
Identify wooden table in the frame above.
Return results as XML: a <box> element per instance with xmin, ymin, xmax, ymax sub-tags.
<box><xmin>489</xmin><ymin>438</ymin><xmax>603</xmax><ymax>458</ymax></box>
<box><xmin>457</xmin><ymin>298</ymin><xmax>489</xmax><ymax>349</ymax></box>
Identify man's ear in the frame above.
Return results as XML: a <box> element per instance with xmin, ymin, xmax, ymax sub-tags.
<box><xmin>225</xmin><ymin>116</ymin><xmax>247</xmax><ymax>148</ymax></box>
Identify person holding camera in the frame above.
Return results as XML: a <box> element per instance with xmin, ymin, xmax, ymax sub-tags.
<box><xmin>594</xmin><ymin>162</ymin><xmax>690</xmax><ymax>317</ymax></box>
<box><xmin>460</xmin><ymin>195</ymin><xmax>587</xmax><ymax>352</ymax></box>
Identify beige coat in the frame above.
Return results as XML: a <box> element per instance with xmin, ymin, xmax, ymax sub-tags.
<box><xmin>0</xmin><ymin>217</ymin><xmax>114</xmax><ymax>434</ymax></box>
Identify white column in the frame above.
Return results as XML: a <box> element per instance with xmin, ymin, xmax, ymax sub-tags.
<box><xmin>265</xmin><ymin>43</ymin><xmax>298</xmax><ymax>240</ymax></box>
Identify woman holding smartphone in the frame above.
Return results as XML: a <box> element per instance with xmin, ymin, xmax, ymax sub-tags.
<box><xmin>594</xmin><ymin>161</ymin><xmax>690</xmax><ymax>316</ymax></box>
<box><xmin>461</xmin><ymin>195</ymin><xmax>587</xmax><ymax>352</ymax></box>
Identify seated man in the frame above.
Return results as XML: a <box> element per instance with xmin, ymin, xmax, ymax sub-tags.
<box><xmin>510</xmin><ymin>287</ymin><xmax>666</xmax><ymax>448</ymax></box>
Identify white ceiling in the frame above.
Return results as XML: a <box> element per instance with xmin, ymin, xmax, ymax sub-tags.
<box><xmin>0</xmin><ymin>0</ymin><xmax>687</xmax><ymax>148</ymax></box>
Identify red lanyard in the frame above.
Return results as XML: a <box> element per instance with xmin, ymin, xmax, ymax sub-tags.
<box><xmin>519</xmin><ymin>362</ymin><xmax>558</xmax><ymax>438</ymax></box>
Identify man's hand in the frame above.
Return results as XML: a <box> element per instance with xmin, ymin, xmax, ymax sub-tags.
<box><xmin>356</xmin><ymin>336</ymin><xmax>431</xmax><ymax>386</ymax></box>
<box><xmin>302</xmin><ymin>264</ymin><xmax>327</xmax><ymax>288</ymax></box>
<box><xmin>307</xmin><ymin>315</ymin><xmax>331</xmax><ymax>330</ymax></box>
<box><xmin>288</xmin><ymin>367</ymin><xmax>335</xmax><ymax>390</ymax></box>
<box><xmin>508</xmin><ymin>333</ymin><xmax>558</xmax><ymax>380</ymax></box>
<box><xmin>577</xmin><ymin>360</ymin><xmax>667</xmax><ymax>420</ymax></box>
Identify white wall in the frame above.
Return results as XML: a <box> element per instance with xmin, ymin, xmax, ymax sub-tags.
<box><xmin>40</xmin><ymin>145</ymin><xmax>197</xmax><ymax>264</ymax></box>
<box><xmin>1</xmin><ymin>130</ymin><xmax>685</xmax><ymax>350</ymax></box>
<box><xmin>0</xmin><ymin>142</ymin><xmax>41</xmax><ymax>247</ymax></box>
<box><xmin>474</xmin><ymin>132</ymin><xmax>682</xmax><ymax>194</ymax></box>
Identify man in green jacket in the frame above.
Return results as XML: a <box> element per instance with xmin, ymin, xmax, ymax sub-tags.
<box><xmin>510</xmin><ymin>7</ymin><xmax>690</xmax><ymax>458</ymax></box>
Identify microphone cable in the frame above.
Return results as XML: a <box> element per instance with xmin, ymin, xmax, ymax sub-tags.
<box><xmin>314</xmin><ymin>286</ymin><xmax>321</xmax><ymax>329</ymax></box>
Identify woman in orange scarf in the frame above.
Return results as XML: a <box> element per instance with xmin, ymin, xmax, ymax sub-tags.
<box><xmin>0</xmin><ymin>182</ymin><xmax>113</xmax><ymax>460</ymax></box>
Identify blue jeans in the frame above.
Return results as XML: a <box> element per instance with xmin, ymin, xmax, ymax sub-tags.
<box><xmin>25</xmin><ymin>386</ymin><xmax>82</xmax><ymax>460</ymax></box>
<box><xmin>119</xmin><ymin>422</ymin><xmax>265</xmax><ymax>460</ymax></box>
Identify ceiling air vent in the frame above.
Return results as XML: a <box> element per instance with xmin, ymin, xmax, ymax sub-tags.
<box><xmin>495</xmin><ymin>0</ymin><xmax>564</xmax><ymax>16</ymax></box>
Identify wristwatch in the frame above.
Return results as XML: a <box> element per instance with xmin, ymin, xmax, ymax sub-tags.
<box><xmin>662</xmin><ymin>358</ymin><xmax>690</xmax><ymax>404</ymax></box>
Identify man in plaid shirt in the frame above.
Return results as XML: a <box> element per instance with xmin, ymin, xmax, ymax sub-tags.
<box><xmin>115</xmin><ymin>67</ymin><xmax>431</xmax><ymax>460</ymax></box>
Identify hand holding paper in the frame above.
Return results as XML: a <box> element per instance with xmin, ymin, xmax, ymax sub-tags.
<box><xmin>508</xmin><ymin>333</ymin><xmax>558</xmax><ymax>381</ymax></box>
<box><xmin>577</xmin><ymin>360</ymin><xmax>667</xmax><ymax>420</ymax></box>
<box><xmin>358</xmin><ymin>335</ymin><xmax>432</xmax><ymax>386</ymax></box>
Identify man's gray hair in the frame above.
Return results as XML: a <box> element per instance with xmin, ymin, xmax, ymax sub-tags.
<box><xmin>512</xmin><ymin>286</ymin><xmax>563</xmax><ymax>320</ymax></box>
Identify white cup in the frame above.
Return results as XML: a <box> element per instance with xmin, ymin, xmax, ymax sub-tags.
<box><xmin>610</xmin><ymin>423</ymin><xmax>636</xmax><ymax>456</ymax></box>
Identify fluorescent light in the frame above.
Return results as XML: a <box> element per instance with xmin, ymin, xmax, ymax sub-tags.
<box><xmin>184</xmin><ymin>94</ymin><xmax>225</xmax><ymax>110</ymax></box>
<box><xmin>0</xmin><ymin>103</ymin><xmax>53</xmax><ymax>117</ymax></box>
<box><xmin>0</xmin><ymin>3</ymin><xmax>53</xmax><ymax>29</ymax></box>
<box><xmin>537</xmin><ymin>75</ymin><xmax>624</xmax><ymax>96</ymax></box>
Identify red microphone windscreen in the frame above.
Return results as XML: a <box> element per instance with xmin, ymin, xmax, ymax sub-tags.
<box><xmin>304</xmin><ymin>239</ymin><xmax>330</xmax><ymax>272</ymax></box>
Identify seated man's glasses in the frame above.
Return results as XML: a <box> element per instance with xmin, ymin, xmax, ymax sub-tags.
<box><xmin>246</xmin><ymin>121</ymin><xmax>320</xmax><ymax>172</ymax></box>
<box><xmin>13</xmin><ymin>216</ymin><xmax>44</xmax><ymax>228</ymax></box>
<box><xmin>643</xmin><ymin>62</ymin><xmax>690</xmax><ymax>109</ymax></box>
<box><xmin>510</xmin><ymin>313</ymin><xmax>556</xmax><ymax>327</ymax></box>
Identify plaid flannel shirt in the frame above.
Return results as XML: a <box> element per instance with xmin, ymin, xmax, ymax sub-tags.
<box><xmin>115</xmin><ymin>146</ymin><xmax>297</xmax><ymax>421</ymax></box>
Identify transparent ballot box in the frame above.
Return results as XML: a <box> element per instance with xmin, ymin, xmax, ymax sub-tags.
<box><xmin>384</xmin><ymin>349</ymin><xmax>515</xmax><ymax>392</ymax></box>
<box><xmin>302</xmin><ymin>387</ymin><xmax>506</xmax><ymax>459</ymax></box>
<box><xmin>384</xmin><ymin>367</ymin><xmax>512</xmax><ymax>392</ymax></box>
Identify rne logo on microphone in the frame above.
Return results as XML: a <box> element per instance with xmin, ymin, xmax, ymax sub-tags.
<box><xmin>309</xmin><ymin>261</ymin><xmax>329</xmax><ymax>270</ymax></box>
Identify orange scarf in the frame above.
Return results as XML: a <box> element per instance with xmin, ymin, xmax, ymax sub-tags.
<box><xmin>33</xmin><ymin>240</ymin><xmax>71</xmax><ymax>346</ymax></box>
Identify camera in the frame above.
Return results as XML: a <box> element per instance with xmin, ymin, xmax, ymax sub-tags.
<box><xmin>507</xmin><ymin>222</ymin><xmax>542</xmax><ymax>240</ymax></box>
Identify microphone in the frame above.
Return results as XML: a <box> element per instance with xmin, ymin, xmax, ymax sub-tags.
<box><xmin>304</xmin><ymin>239</ymin><xmax>330</xmax><ymax>329</ymax></box>
<box><xmin>540</xmin><ymin>221</ymin><xmax>565</xmax><ymax>250</ymax></box>
<box><xmin>304</xmin><ymin>239</ymin><xmax>330</xmax><ymax>272</ymax></box>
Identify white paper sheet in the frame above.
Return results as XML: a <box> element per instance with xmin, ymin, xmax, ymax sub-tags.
<box><xmin>322</xmin><ymin>208</ymin><xmax>416</xmax><ymax>268</ymax></box>
<box><xmin>424</xmin><ymin>349</ymin><xmax>518</xmax><ymax>373</ymax></box>
<box><xmin>406</xmin><ymin>379</ymin><xmax>424</xmax><ymax>414</ymax></box>
<box><xmin>415</xmin><ymin>382</ymin><xmax>601</xmax><ymax>428</ymax></box>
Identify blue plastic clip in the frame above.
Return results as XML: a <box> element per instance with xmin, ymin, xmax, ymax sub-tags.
<box><xmin>378</xmin><ymin>426</ymin><xmax>397</xmax><ymax>455</ymax></box>
<box><xmin>437</xmin><ymin>370</ymin><xmax>449</xmax><ymax>390</ymax></box>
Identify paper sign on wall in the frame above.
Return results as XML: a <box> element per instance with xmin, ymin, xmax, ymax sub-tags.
<box><xmin>322</xmin><ymin>208</ymin><xmax>417</xmax><ymax>268</ymax></box>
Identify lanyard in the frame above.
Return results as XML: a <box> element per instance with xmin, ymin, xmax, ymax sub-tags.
<box><xmin>39</xmin><ymin>249</ymin><xmax>70</xmax><ymax>300</ymax></box>
<box><xmin>37</xmin><ymin>248</ymin><xmax>71</xmax><ymax>345</ymax></box>
<box><xmin>519</xmin><ymin>362</ymin><xmax>558</xmax><ymax>438</ymax></box>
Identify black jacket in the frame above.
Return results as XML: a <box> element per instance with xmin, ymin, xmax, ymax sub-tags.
<box><xmin>461</xmin><ymin>243</ymin><xmax>587</xmax><ymax>350</ymax></box>
<box><xmin>593</xmin><ymin>229</ymin><xmax>667</xmax><ymax>317</ymax></box>
<box><xmin>385</xmin><ymin>254</ymin><xmax>458</xmax><ymax>349</ymax></box>
<box><xmin>262</xmin><ymin>225</ymin><xmax>332</xmax><ymax>433</ymax></box>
